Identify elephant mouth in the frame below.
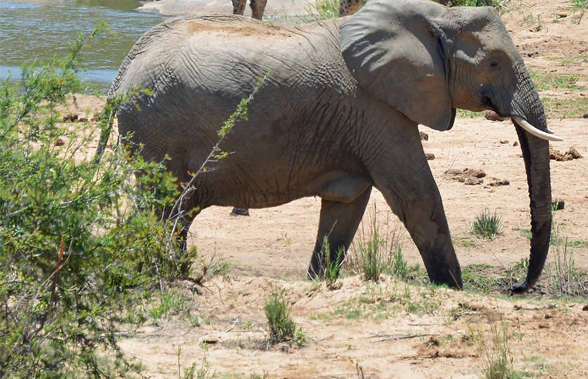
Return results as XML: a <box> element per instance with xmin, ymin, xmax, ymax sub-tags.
<box><xmin>511</xmin><ymin>116</ymin><xmax>563</xmax><ymax>142</ymax></box>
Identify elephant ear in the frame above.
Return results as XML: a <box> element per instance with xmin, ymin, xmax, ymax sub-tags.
<box><xmin>340</xmin><ymin>0</ymin><xmax>454</xmax><ymax>131</ymax></box>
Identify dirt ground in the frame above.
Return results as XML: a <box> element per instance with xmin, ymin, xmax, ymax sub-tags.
<box><xmin>71</xmin><ymin>0</ymin><xmax>588</xmax><ymax>377</ymax></box>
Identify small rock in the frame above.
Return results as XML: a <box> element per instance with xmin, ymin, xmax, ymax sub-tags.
<box><xmin>513</xmin><ymin>141</ymin><xmax>519</xmax><ymax>147</ymax></box>
<box><xmin>200</xmin><ymin>337</ymin><xmax>219</xmax><ymax>344</ymax></box>
<box><xmin>569</xmin><ymin>147</ymin><xmax>582</xmax><ymax>159</ymax></box>
<box><xmin>420</xmin><ymin>131</ymin><xmax>429</xmax><ymax>141</ymax></box>
<box><xmin>582</xmin><ymin>113</ymin><xmax>588</xmax><ymax>119</ymax></box>
<box><xmin>485</xmin><ymin>111</ymin><xmax>506</xmax><ymax>122</ymax></box>
<box><xmin>582</xmin><ymin>304</ymin><xmax>588</xmax><ymax>311</ymax></box>
<box><xmin>465</xmin><ymin>178</ymin><xmax>483</xmax><ymax>185</ymax></box>
<box><xmin>54</xmin><ymin>138</ymin><xmax>65</xmax><ymax>146</ymax></box>
<box><xmin>550</xmin><ymin>147</ymin><xmax>583</xmax><ymax>161</ymax></box>
<box><xmin>529</xmin><ymin>24</ymin><xmax>542</xmax><ymax>32</ymax></box>
<box><xmin>500</xmin><ymin>140</ymin><xmax>509</xmax><ymax>144</ymax></box>
<box><xmin>425</xmin><ymin>153</ymin><xmax>435</xmax><ymax>160</ymax></box>
<box><xmin>552</xmin><ymin>199</ymin><xmax>565</xmax><ymax>210</ymax></box>
<box><xmin>78</xmin><ymin>117</ymin><xmax>88</xmax><ymax>122</ymax></box>
<box><xmin>328</xmin><ymin>281</ymin><xmax>343</xmax><ymax>290</ymax></box>
<box><xmin>463</xmin><ymin>168</ymin><xmax>486</xmax><ymax>178</ymax></box>
<box><xmin>445</xmin><ymin>168</ymin><xmax>463</xmax><ymax>175</ymax></box>
<box><xmin>538</xmin><ymin>323</ymin><xmax>550</xmax><ymax>329</ymax></box>
<box><xmin>488</xmin><ymin>178</ymin><xmax>510</xmax><ymax>187</ymax></box>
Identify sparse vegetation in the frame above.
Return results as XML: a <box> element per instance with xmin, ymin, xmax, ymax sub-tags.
<box><xmin>359</xmin><ymin>227</ymin><xmax>385</xmax><ymax>281</ymax></box>
<box><xmin>542</xmin><ymin>97</ymin><xmax>588</xmax><ymax>118</ymax></box>
<box><xmin>0</xmin><ymin>25</ymin><xmax>194</xmax><ymax>377</ymax></box>
<box><xmin>462</xmin><ymin>264</ymin><xmax>497</xmax><ymax>293</ymax></box>
<box><xmin>471</xmin><ymin>210</ymin><xmax>503</xmax><ymax>240</ymax></box>
<box><xmin>571</xmin><ymin>0</ymin><xmax>587</xmax><ymax>22</ymax></box>
<box><xmin>0</xmin><ymin>26</ymin><xmax>269</xmax><ymax>376</ymax></box>
<box><xmin>444</xmin><ymin>0</ymin><xmax>507</xmax><ymax>9</ymax></box>
<box><xmin>530</xmin><ymin>70</ymin><xmax>586</xmax><ymax>91</ymax></box>
<box><xmin>320</xmin><ymin>236</ymin><xmax>345</xmax><ymax>288</ymax></box>
<box><xmin>474</xmin><ymin>322</ymin><xmax>516</xmax><ymax>379</ymax></box>
<box><xmin>264</xmin><ymin>288</ymin><xmax>305</xmax><ymax>346</ymax></box>
<box><xmin>307</xmin><ymin>0</ymin><xmax>340</xmax><ymax>20</ymax></box>
<box><xmin>547</xmin><ymin>239</ymin><xmax>588</xmax><ymax>298</ymax></box>
<box><xmin>457</xmin><ymin>109</ymin><xmax>484</xmax><ymax>118</ymax></box>
<box><xmin>345</xmin><ymin>207</ymin><xmax>418</xmax><ymax>282</ymax></box>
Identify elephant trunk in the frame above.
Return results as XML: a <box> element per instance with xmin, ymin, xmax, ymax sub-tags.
<box><xmin>510</xmin><ymin>63</ymin><xmax>553</xmax><ymax>293</ymax></box>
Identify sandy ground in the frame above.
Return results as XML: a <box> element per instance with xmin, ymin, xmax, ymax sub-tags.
<box><xmin>68</xmin><ymin>0</ymin><xmax>588</xmax><ymax>376</ymax></box>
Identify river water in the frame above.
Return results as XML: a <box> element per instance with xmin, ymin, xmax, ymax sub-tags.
<box><xmin>0</xmin><ymin>0</ymin><xmax>162</xmax><ymax>92</ymax></box>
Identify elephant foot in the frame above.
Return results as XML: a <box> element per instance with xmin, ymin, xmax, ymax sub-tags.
<box><xmin>230</xmin><ymin>207</ymin><xmax>250</xmax><ymax>216</ymax></box>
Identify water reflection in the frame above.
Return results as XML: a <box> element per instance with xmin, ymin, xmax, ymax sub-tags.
<box><xmin>0</xmin><ymin>2</ymin><xmax>39</xmax><ymax>9</ymax></box>
<box><xmin>0</xmin><ymin>0</ymin><xmax>162</xmax><ymax>92</ymax></box>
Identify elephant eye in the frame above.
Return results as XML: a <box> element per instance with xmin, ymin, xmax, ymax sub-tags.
<box><xmin>490</xmin><ymin>59</ymin><xmax>500</xmax><ymax>70</ymax></box>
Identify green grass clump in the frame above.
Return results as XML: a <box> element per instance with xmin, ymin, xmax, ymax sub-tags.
<box><xmin>442</xmin><ymin>0</ymin><xmax>509</xmax><ymax>12</ymax></box>
<box><xmin>547</xmin><ymin>239</ymin><xmax>588</xmax><ymax>298</ymax></box>
<box><xmin>529</xmin><ymin>70</ymin><xmax>586</xmax><ymax>92</ymax></box>
<box><xmin>472</xmin><ymin>322</ymin><xmax>518</xmax><ymax>379</ymax></box>
<box><xmin>346</xmin><ymin>206</ymin><xmax>407</xmax><ymax>282</ymax></box>
<box><xmin>264</xmin><ymin>288</ymin><xmax>305</xmax><ymax>346</ymax></box>
<box><xmin>390</xmin><ymin>247</ymin><xmax>410</xmax><ymax>280</ymax></box>
<box><xmin>310</xmin><ymin>0</ymin><xmax>340</xmax><ymax>19</ymax></box>
<box><xmin>462</xmin><ymin>264</ymin><xmax>496</xmax><ymax>293</ymax></box>
<box><xmin>319</xmin><ymin>236</ymin><xmax>345</xmax><ymax>288</ymax></box>
<box><xmin>572</xmin><ymin>0</ymin><xmax>588</xmax><ymax>17</ymax></box>
<box><xmin>359</xmin><ymin>227</ymin><xmax>384</xmax><ymax>281</ymax></box>
<box><xmin>472</xmin><ymin>210</ymin><xmax>503</xmax><ymax>240</ymax></box>
<box><xmin>542</xmin><ymin>97</ymin><xmax>588</xmax><ymax>119</ymax></box>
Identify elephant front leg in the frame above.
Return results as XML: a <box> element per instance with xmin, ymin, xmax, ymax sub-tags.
<box><xmin>399</xmin><ymin>191</ymin><xmax>462</xmax><ymax>288</ymax></box>
<box><xmin>308</xmin><ymin>187</ymin><xmax>372</xmax><ymax>279</ymax></box>
<box><xmin>374</xmin><ymin>159</ymin><xmax>462</xmax><ymax>288</ymax></box>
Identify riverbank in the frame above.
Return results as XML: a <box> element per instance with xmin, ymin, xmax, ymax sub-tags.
<box><xmin>0</xmin><ymin>0</ymin><xmax>161</xmax><ymax>93</ymax></box>
<box><xmin>137</xmin><ymin>0</ymin><xmax>315</xmax><ymax>18</ymax></box>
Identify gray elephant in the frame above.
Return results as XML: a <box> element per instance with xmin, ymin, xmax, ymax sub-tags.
<box><xmin>110</xmin><ymin>0</ymin><xmax>562</xmax><ymax>292</ymax></box>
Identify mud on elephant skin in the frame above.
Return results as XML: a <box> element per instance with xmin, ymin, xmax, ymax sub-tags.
<box><xmin>110</xmin><ymin>0</ymin><xmax>561</xmax><ymax>292</ymax></box>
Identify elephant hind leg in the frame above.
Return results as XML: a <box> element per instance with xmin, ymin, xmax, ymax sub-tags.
<box><xmin>308</xmin><ymin>187</ymin><xmax>372</xmax><ymax>279</ymax></box>
<box><xmin>232</xmin><ymin>0</ymin><xmax>247</xmax><ymax>15</ymax></box>
<box><xmin>231</xmin><ymin>207</ymin><xmax>250</xmax><ymax>216</ymax></box>
<box><xmin>339</xmin><ymin>0</ymin><xmax>364</xmax><ymax>17</ymax></box>
<box><xmin>250</xmin><ymin>0</ymin><xmax>267</xmax><ymax>20</ymax></box>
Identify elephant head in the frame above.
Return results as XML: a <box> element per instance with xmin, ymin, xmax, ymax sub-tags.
<box><xmin>340</xmin><ymin>0</ymin><xmax>562</xmax><ymax>293</ymax></box>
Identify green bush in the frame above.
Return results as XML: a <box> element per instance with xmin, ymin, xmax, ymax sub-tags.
<box><xmin>0</xmin><ymin>26</ymin><xmax>196</xmax><ymax>377</ymax></box>
<box><xmin>264</xmin><ymin>288</ymin><xmax>303</xmax><ymax>345</ymax></box>
<box><xmin>471</xmin><ymin>210</ymin><xmax>503</xmax><ymax>240</ymax></box>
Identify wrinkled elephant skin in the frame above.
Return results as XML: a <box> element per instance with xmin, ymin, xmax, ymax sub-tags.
<box><xmin>111</xmin><ymin>0</ymin><xmax>555</xmax><ymax>291</ymax></box>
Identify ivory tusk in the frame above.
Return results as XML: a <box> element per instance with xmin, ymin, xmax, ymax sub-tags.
<box><xmin>512</xmin><ymin>116</ymin><xmax>563</xmax><ymax>142</ymax></box>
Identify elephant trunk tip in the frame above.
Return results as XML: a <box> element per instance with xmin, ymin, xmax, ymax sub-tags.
<box><xmin>511</xmin><ymin>277</ymin><xmax>537</xmax><ymax>294</ymax></box>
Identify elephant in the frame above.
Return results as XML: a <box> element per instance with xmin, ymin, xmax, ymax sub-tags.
<box><xmin>110</xmin><ymin>0</ymin><xmax>562</xmax><ymax>292</ymax></box>
<box><xmin>232</xmin><ymin>0</ymin><xmax>267</xmax><ymax>20</ymax></box>
<box><xmin>230</xmin><ymin>0</ymin><xmax>363</xmax><ymax>21</ymax></box>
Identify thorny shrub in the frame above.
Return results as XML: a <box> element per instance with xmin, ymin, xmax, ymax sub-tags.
<box><xmin>0</xmin><ymin>26</ymin><xmax>196</xmax><ymax>377</ymax></box>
